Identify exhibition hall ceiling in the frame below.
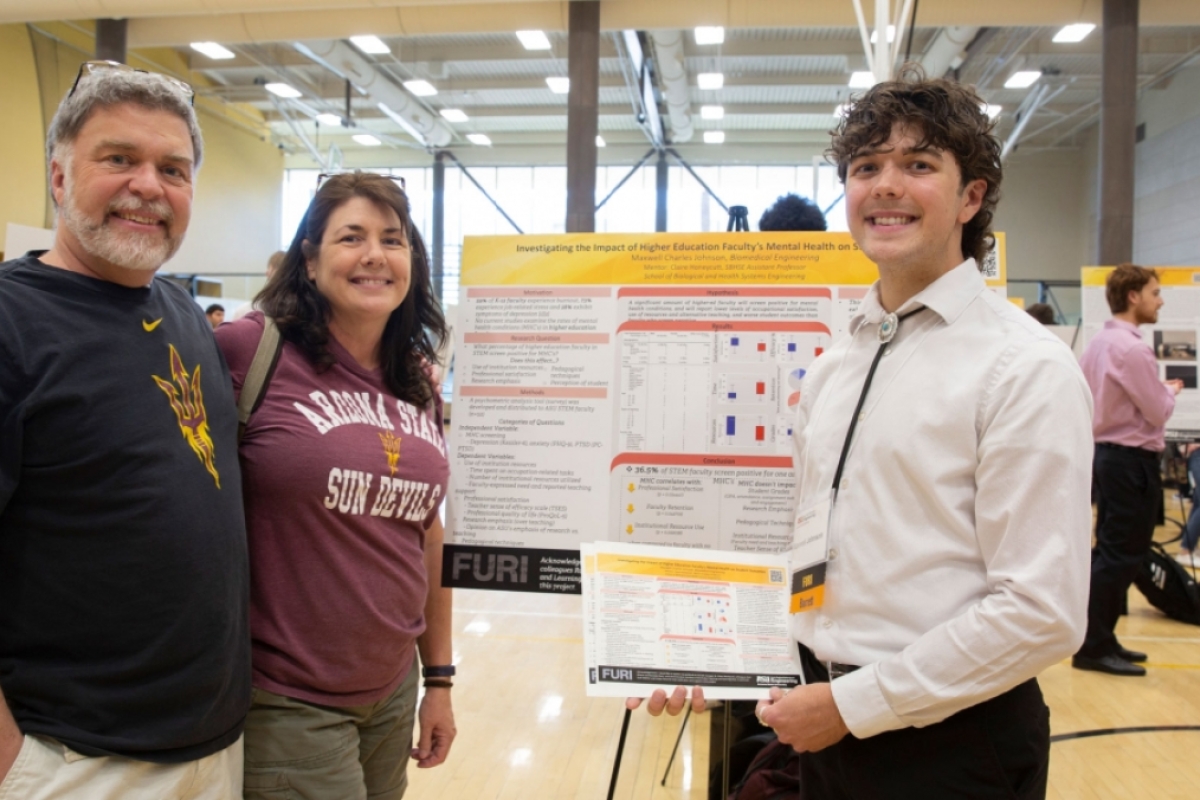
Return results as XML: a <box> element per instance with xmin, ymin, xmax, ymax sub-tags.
<box><xmin>16</xmin><ymin>1</ymin><xmax>1200</xmax><ymax>165</ymax></box>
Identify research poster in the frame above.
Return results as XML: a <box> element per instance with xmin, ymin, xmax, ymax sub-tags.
<box><xmin>580</xmin><ymin>541</ymin><xmax>800</xmax><ymax>699</ymax></box>
<box><xmin>1082</xmin><ymin>267</ymin><xmax>1200</xmax><ymax>439</ymax></box>
<box><xmin>445</xmin><ymin>232</ymin><xmax>1007</xmax><ymax>593</ymax></box>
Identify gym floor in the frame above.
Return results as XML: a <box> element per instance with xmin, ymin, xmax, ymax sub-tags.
<box><xmin>409</xmin><ymin>507</ymin><xmax>1200</xmax><ymax>799</ymax></box>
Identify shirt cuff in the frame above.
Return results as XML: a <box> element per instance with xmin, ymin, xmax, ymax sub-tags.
<box><xmin>828</xmin><ymin>664</ymin><xmax>906</xmax><ymax>739</ymax></box>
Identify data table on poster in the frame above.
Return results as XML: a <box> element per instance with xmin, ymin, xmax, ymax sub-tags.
<box><xmin>445</xmin><ymin>233</ymin><xmax>1007</xmax><ymax>593</ymax></box>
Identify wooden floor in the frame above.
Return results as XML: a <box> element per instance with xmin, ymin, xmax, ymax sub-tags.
<box><xmin>412</xmin><ymin>511</ymin><xmax>1200</xmax><ymax>799</ymax></box>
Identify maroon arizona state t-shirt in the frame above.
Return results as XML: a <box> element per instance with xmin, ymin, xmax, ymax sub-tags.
<box><xmin>216</xmin><ymin>313</ymin><xmax>448</xmax><ymax>706</ymax></box>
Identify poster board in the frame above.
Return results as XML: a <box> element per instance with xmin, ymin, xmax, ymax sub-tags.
<box><xmin>1082</xmin><ymin>266</ymin><xmax>1200</xmax><ymax>440</ymax></box>
<box><xmin>445</xmin><ymin>232</ymin><xmax>1007</xmax><ymax>592</ymax></box>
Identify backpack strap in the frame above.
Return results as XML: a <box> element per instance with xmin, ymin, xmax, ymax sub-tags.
<box><xmin>237</xmin><ymin>315</ymin><xmax>283</xmax><ymax>443</ymax></box>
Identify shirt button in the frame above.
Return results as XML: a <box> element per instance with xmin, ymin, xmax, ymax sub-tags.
<box><xmin>822</xmin><ymin>618</ymin><xmax>833</xmax><ymax>629</ymax></box>
<box><xmin>857</xmin><ymin>412</ymin><xmax>865</xmax><ymax>422</ymax></box>
<box><xmin>840</xmin><ymin>478</ymin><xmax>849</xmax><ymax>490</ymax></box>
<box><xmin>828</xmin><ymin>548</ymin><xmax>838</xmax><ymax>560</ymax></box>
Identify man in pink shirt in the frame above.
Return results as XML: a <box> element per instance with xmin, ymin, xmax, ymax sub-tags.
<box><xmin>1075</xmin><ymin>263</ymin><xmax>1182</xmax><ymax>676</ymax></box>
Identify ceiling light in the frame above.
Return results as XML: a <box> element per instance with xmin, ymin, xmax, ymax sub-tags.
<box><xmin>516</xmin><ymin>30</ymin><xmax>552</xmax><ymax>50</ymax></box>
<box><xmin>849</xmin><ymin>71</ymin><xmax>875</xmax><ymax>89</ymax></box>
<box><xmin>546</xmin><ymin>77</ymin><xmax>570</xmax><ymax>94</ymax></box>
<box><xmin>316</xmin><ymin>113</ymin><xmax>343</xmax><ymax>126</ymax></box>
<box><xmin>1004</xmin><ymin>71</ymin><xmax>1042</xmax><ymax>89</ymax></box>
<box><xmin>349</xmin><ymin>35</ymin><xmax>390</xmax><ymax>55</ymax></box>
<box><xmin>190</xmin><ymin>42</ymin><xmax>235</xmax><ymax>60</ymax></box>
<box><xmin>869</xmin><ymin>26</ymin><xmax>896</xmax><ymax>44</ymax></box>
<box><xmin>467</xmin><ymin>133</ymin><xmax>492</xmax><ymax>146</ymax></box>
<box><xmin>1053</xmin><ymin>23</ymin><xmax>1096</xmax><ymax>43</ymax></box>
<box><xmin>352</xmin><ymin>134</ymin><xmax>381</xmax><ymax>146</ymax></box>
<box><xmin>264</xmin><ymin>83</ymin><xmax>302</xmax><ymax>98</ymax></box>
<box><xmin>700</xmin><ymin>105</ymin><xmax>724</xmax><ymax>120</ymax></box>
<box><xmin>440</xmin><ymin>109</ymin><xmax>469</xmax><ymax>122</ymax></box>
<box><xmin>983</xmin><ymin>104</ymin><xmax>1002</xmax><ymax>119</ymax></box>
<box><xmin>596</xmin><ymin>135</ymin><xmax>606</xmax><ymax>147</ymax></box>
<box><xmin>703</xmin><ymin>131</ymin><xmax>725</xmax><ymax>144</ymax></box>
<box><xmin>404</xmin><ymin>80</ymin><xmax>437</xmax><ymax>97</ymax></box>
<box><xmin>697</xmin><ymin>72</ymin><xmax>724</xmax><ymax>90</ymax></box>
<box><xmin>694</xmin><ymin>26</ymin><xmax>725</xmax><ymax>45</ymax></box>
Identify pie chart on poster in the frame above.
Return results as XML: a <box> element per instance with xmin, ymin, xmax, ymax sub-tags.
<box><xmin>787</xmin><ymin>390</ymin><xmax>802</xmax><ymax>407</ymax></box>
<box><xmin>787</xmin><ymin>368</ymin><xmax>806</xmax><ymax>389</ymax></box>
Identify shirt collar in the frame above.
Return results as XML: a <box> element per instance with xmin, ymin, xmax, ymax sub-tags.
<box><xmin>1103</xmin><ymin>318</ymin><xmax>1142</xmax><ymax>336</ymax></box>
<box><xmin>850</xmin><ymin>258</ymin><xmax>986</xmax><ymax>334</ymax></box>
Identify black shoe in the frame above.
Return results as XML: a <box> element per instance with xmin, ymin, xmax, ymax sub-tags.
<box><xmin>1116</xmin><ymin>646</ymin><xmax>1148</xmax><ymax>663</ymax></box>
<box><xmin>1072</xmin><ymin>654</ymin><xmax>1146</xmax><ymax>676</ymax></box>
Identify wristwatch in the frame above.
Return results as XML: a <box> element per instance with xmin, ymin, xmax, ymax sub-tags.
<box><xmin>422</xmin><ymin>665</ymin><xmax>456</xmax><ymax>678</ymax></box>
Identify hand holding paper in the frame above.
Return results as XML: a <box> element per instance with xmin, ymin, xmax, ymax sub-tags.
<box><xmin>625</xmin><ymin>686</ymin><xmax>707</xmax><ymax>716</ymax></box>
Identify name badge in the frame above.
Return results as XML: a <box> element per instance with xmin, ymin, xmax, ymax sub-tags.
<box><xmin>788</xmin><ymin>495</ymin><xmax>831</xmax><ymax>613</ymax></box>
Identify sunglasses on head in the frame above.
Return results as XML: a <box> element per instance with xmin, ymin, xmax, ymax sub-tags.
<box><xmin>69</xmin><ymin>60</ymin><xmax>195</xmax><ymax>106</ymax></box>
<box><xmin>317</xmin><ymin>171</ymin><xmax>407</xmax><ymax>192</ymax></box>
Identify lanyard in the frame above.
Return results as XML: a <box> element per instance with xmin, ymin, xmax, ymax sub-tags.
<box><xmin>829</xmin><ymin>306</ymin><xmax>927</xmax><ymax>499</ymax></box>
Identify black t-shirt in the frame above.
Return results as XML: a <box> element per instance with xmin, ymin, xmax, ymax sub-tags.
<box><xmin>0</xmin><ymin>254</ymin><xmax>250</xmax><ymax>762</ymax></box>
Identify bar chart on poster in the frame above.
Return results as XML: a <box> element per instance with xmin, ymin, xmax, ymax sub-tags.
<box><xmin>445</xmin><ymin>232</ymin><xmax>1007</xmax><ymax>593</ymax></box>
<box><xmin>1082</xmin><ymin>266</ymin><xmax>1200</xmax><ymax>439</ymax></box>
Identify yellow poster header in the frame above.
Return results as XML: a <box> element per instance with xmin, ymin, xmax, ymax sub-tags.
<box><xmin>1083</xmin><ymin>266</ymin><xmax>1200</xmax><ymax>287</ymax></box>
<box><xmin>461</xmin><ymin>232</ymin><xmax>1007</xmax><ymax>288</ymax></box>
<box><xmin>596</xmin><ymin>552</ymin><xmax>785</xmax><ymax>586</ymax></box>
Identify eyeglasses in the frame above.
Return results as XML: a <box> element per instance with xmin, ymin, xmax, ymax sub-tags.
<box><xmin>69</xmin><ymin>60</ymin><xmax>195</xmax><ymax>106</ymax></box>
<box><xmin>316</xmin><ymin>171</ymin><xmax>407</xmax><ymax>192</ymax></box>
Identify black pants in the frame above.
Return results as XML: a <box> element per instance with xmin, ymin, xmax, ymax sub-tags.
<box><xmin>798</xmin><ymin>679</ymin><xmax>1050</xmax><ymax>799</ymax></box>
<box><xmin>1079</xmin><ymin>443</ymin><xmax>1161</xmax><ymax>658</ymax></box>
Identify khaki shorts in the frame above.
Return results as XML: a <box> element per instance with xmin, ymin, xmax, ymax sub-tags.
<box><xmin>0</xmin><ymin>733</ymin><xmax>242</xmax><ymax>800</ymax></box>
<box><xmin>243</xmin><ymin>664</ymin><xmax>419</xmax><ymax>800</ymax></box>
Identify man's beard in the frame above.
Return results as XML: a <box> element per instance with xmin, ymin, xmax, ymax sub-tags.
<box><xmin>60</xmin><ymin>180</ymin><xmax>182</xmax><ymax>273</ymax></box>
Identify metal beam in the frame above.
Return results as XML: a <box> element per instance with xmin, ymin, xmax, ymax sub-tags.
<box><xmin>95</xmin><ymin>18</ymin><xmax>127</xmax><ymax>63</ymax></box>
<box><xmin>432</xmin><ymin>151</ymin><xmax>445</xmax><ymax>301</ymax></box>
<box><xmin>1098</xmin><ymin>0</ymin><xmax>1138</xmax><ymax>264</ymax></box>
<box><xmin>565</xmin><ymin>0</ymin><xmax>600</xmax><ymax>233</ymax></box>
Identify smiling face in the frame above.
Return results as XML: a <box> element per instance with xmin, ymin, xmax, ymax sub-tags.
<box><xmin>305</xmin><ymin>195</ymin><xmax>412</xmax><ymax>330</ymax></box>
<box><xmin>845</xmin><ymin>124</ymin><xmax>986</xmax><ymax>280</ymax></box>
<box><xmin>50</xmin><ymin>102</ymin><xmax>194</xmax><ymax>283</ymax></box>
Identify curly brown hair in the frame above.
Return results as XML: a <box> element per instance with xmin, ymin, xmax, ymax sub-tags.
<box><xmin>827</xmin><ymin>65</ymin><xmax>1002</xmax><ymax>266</ymax></box>
<box><xmin>1105</xmin><ymin>263</ymin><xmax>1159</xmax><ymax>314</ymax></box>
<box><xmin>258</xmin><ymin>172</ymin><xmax>447</xmax><ymax>407</ymax></box>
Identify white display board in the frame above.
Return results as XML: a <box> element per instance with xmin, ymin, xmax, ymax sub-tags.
<box><xmin>445</xmin><ymin>232</ymin><xmax>1007</xmax><ymax>593</ymax></box>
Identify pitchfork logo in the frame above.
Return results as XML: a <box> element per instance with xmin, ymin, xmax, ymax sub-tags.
<box><xmin>379</xmin><ymin>430</ymin><xmax>402</xmax><ymax>475</ymax></box>
<box><xmin>153</xmin><ymin>344</ymin><xmax>220</xmax><ymax>488</ymax></box>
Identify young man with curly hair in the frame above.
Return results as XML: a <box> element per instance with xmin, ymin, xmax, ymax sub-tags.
<box><xmin>636</xmin><ymin>69</ymin><xmax>1094</xmax><ymax>799</ymax></box>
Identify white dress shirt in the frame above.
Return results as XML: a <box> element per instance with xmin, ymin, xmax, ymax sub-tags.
<box><xmin>790</xmin><ymin>259</ymin><xmax>1094</xmax><ymax>739</ymax></box>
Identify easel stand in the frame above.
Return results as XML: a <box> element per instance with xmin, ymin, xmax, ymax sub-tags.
<box><xmin>606</xmin><ymin>205</ymin><xmax>748</xmax><ymax>798</ymax></box>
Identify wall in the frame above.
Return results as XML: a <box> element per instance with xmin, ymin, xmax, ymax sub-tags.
<box><xmin>1132</xmin><ymin>60</ymin><xmax>1200</xmax><ymax>266</ymax></box>
<box><xmin>171</xmin><ymin>112</ymin><xmax>284</xmax><ymax>276</ymax></box>
<box><xmin>0</xmin><ymin>24</ymin><xmax>48</xmax><ymax>256</ymax></box>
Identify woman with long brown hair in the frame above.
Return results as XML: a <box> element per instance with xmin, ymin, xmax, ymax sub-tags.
<box><xmin>216</xmin><ymin>172</ymin><xmax>454</xmax><ymax>799</ymax></box>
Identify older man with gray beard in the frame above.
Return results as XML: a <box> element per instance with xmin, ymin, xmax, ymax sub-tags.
<box><xmin>0</xmin><ymin>62</ymin><xmax>249</xmax><ymax>799</ymax></box>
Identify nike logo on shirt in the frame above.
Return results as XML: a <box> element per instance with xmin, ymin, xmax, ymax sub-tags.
<box><xmin>143</xmin><ymin>318</ymin><xmax>163</xmax><ymax>332</ymax></box>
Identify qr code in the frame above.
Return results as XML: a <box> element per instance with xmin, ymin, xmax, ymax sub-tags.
<box><xmin>980</xmin><ymin>245</ymin><xmax>1000</xmax><ymax>279</ymax></box>
<box><xmin>769</xmin><ymin>569</ymin><xmax>784</xmax><ymax>583</ymax></box>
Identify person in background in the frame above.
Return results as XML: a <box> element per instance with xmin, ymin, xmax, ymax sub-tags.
<box><xmin>1075</xmin><ymin>263</ymin><xmax>1182</xmax><ymax>676</ymax></box>
<box><xmin>1026</xmin><ymin>302</ymin><xmax>1056</xmax><ymax>325</ymax></box>
<box><xmin>205</xmin><ymin>302</ymin><xmax>225</xmax><ymax>328</ymax></box>
<box><xmin>230</xmin><ymin>251</ymin><xmax>285</xmax><ymax>322</ymax></box>
<box><xmin>0</xmin><ymin>61</ymin><xmax>248</xmax><ymax>799</ymax></box>
<box><xmin>634</xmin><ymin>69</ymin><xmax>1093</xmax><ymax>800</ymax></box>
<box><xmin>758</xmin><ymin>193</ymin><xmax>828</xmax><ymax>232</ymax></box>
<box><xmin>215</xmin><ymin>172</ymin><xmax>455</xmax><ymax>799</ymax></box>
<box><xmin>1180</xmin><ymin>444</ymin><xmax>1200</xmax><ymax>565</ymax></box>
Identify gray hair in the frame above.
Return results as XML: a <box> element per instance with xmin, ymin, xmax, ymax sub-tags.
<box><xmin>46</xmin><ymin>67</ymin><xmax>203</xmax><ymax>175</ymax></box>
